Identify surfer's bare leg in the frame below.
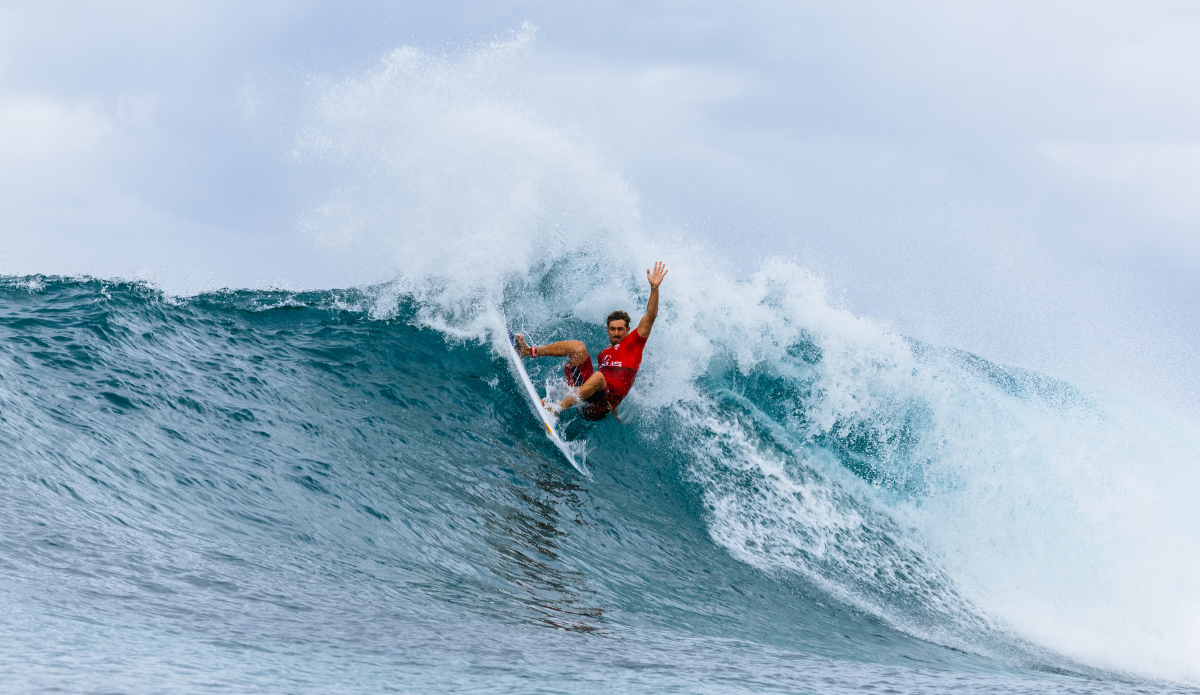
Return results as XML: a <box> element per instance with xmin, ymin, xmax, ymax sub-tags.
<box><xmin>519</xmin><ymin>335</ymin><xmax>606</xmax><ymax>413</ymax></box>
<box><xmin>576</xmin><ymin>371</ymin><xmax>606</xmax><ymax>401</ymax></box>
<box><xmin>554</xmin><ymin>371</ymin><xmax>606</xmax><ymax>411</ymax></box>
<box><xmin>517</xmin><ymin>336</ymin><xmax>590</xmax><ymax>366</ymax></box>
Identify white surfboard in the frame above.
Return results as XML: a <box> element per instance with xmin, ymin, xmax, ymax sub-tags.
<box><xmin>501</xmin><ymin>329</ymin><xmax>591</xmax><ymax>479</ymax></box>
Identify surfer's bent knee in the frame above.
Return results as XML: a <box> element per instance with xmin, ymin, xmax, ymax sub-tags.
<box><xmin>578</xmin><ymin>371</ymin><xmax>606</xmax><ymax>400</ymax></box>
<box><xmin>566</xmin><ymin>340</ymin><xmax>590</xmax><ymax>366</ymax></box>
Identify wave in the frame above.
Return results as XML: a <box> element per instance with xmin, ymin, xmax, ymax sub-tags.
<box><xmin>1</xmin><ymin>274</ymin><xmax>1197</xmax><ymax>692</ymax></box>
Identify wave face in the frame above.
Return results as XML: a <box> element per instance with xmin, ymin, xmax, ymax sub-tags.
<box><xmin>1</xmin><ymin>275</ymin><xmax>1197</xmax><ymax>694</ymax></box>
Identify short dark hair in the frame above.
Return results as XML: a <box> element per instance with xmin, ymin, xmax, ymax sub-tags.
<box><xmin>606</xmin><ymin>310</ymin><xmax>632</xmax><ymax>328</ymax></box>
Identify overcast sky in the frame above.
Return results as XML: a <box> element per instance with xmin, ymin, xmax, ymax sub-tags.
<box><xmin>2</xmin><ymin>0</ymin><xmax>1199</xmax><ymax>413</ymax></box>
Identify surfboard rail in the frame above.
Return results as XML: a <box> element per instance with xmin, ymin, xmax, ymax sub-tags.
<box><xmin>500</xmin><ymin>328</ymin><xmax>591</xmax><ymax>479</ymax></box>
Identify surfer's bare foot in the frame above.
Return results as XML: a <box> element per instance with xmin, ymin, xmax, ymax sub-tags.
<box><xmin>515</xmin><ymin>334</ymin><xmax>532</xmax><ymax>358</ymax></box>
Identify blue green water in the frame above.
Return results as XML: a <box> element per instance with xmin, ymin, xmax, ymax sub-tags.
<box><xmin>0</xmin><ymin>276</ymin><xmax>1195</xmax><ymax>693</ymax></box>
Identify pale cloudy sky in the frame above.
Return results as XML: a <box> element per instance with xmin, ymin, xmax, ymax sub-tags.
<box><xmin>2</xmin><ymin>0</ymin><xmax>1199</xmax><ymax>411</ymax></box>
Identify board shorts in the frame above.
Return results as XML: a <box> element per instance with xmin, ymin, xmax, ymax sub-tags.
<box><xmin>564</xmin><ymin>354</ymin><xmax>612</xmax><ymax>421</ymax></box>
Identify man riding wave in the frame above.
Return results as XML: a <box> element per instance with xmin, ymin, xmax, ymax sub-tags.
<box><xmin>515</xmin><ymin>261</ymin><xmax>668</xmax><ymax>421</ymax></box>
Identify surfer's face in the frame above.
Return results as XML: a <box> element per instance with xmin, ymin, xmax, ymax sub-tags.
<box><xmin>607</xmin><ymin>319</ymin><xmax>629</xmax><ymax>345</ymax></box>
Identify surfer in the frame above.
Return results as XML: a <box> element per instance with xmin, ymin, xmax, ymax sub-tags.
<box><xmin>515</xmin><ymin>262</ymin><xmax>668</xmax><ymax>421</ymax></box>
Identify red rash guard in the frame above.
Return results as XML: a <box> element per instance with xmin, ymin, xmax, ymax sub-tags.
<box><xmin>597</xmin><ymin>329</ymin><xmax>647</xmax><ymax>408</ymax></box>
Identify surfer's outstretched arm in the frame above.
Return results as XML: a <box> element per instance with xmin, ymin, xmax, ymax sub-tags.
<box><xmin>636</xmin><ymin>261</ymin><xmax>667</xmax><ymax>339</ymax></box>
<box><xmin>515</xmin><ymin>336</ymin><xmax>589</xmax><ymax>366</ymax></box>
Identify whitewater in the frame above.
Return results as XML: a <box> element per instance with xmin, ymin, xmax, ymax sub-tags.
<box><xmin>3</xmin><ymin>30</ymin><xmax>1200</xmax><ymax>695</ymax></box>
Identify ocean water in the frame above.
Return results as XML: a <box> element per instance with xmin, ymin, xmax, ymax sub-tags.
<box><xmin>1</xmin><ymin>275</ymin><xmax>1197</xmax><ymax>694</ymax></box>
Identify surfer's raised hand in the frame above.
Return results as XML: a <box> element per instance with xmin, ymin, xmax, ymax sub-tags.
<box><xmin>515</xmin><ymin>334</ymin><xmax>533</xmax><ymax>359</ymax></box>
<box><xmin>647</xmin><ymin>261</ymin><xmax>668</xmax><ymax>288</ymax></box>
<box><xmin>636</xmin><ymin>261</ymin><xmax>667</xmax><ymax>339</ymax></box>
